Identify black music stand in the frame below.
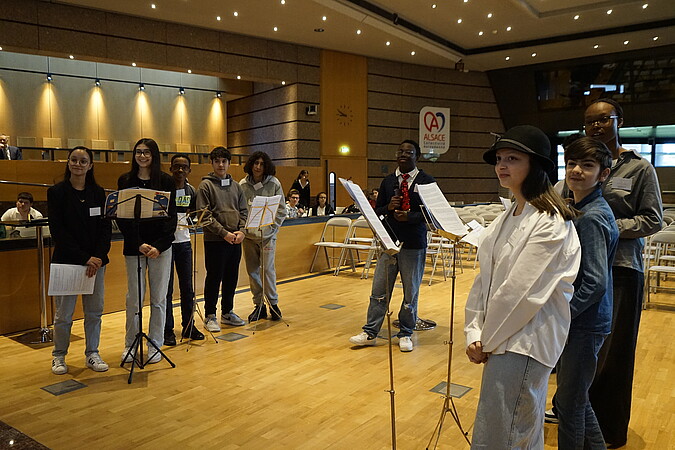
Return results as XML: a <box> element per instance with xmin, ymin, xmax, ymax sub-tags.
<box><xmin>108</xmin><ymin>190</ymin><xmax>176</xmax><ymax>384</ymax></box>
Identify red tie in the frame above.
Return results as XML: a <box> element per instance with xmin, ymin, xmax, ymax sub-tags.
<box><xmin>400</xmin><ymin>173</ymin><xmax>410</xmax><ymax>211</ymax></box>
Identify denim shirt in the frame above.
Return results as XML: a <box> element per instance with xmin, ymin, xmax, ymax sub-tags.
<box><xmin>570</xmin><ymin>188</ymin><xmax>619</xmax><ymax>334</ymax></box>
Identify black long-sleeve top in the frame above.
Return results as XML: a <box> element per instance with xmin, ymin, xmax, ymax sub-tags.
<box><xmin>375</xmin><ymin>170</ymin><xmax>435</xmax><ymax>249</ymax></box>
<box><xmin>47</xmin><ymin>180</ymin><xmax>112</xmax><ymax>266</ymax></box>
<box><xmin>116</xmin><ymin>172</ymin><xmax>177</xmax><ymax>256</ymax></box>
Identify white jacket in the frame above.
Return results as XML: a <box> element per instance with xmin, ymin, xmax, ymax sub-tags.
<box><xmin>464</xmin><ymin>202</ymin><xmax>581</xmax><ymax>368</ymax></box>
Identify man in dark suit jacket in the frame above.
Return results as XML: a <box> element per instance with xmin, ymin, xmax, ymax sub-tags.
<box><xmin>0</xmin><ymin>134</ymin><xmax>22</xmax><ymax>160</ymax></box>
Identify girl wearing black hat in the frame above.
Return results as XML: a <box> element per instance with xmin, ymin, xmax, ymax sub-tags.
<box><xmin>464</xmin><ymin>125</ymin><xmax>581</xmax><ymax>448</ymax></box>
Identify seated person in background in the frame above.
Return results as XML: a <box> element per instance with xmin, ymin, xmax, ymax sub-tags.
<box><xmin>2</xmin><ymin>192</ymin><xmax>44</xmax><ymax>237</ymax></box>
<box><xmin>0</xmin><ymin>134</ymin><xmax>22</xmax><ymax>160</ymax></box>
<box><xmin>291</xmin><ymin>170</ymin><xmax>310</xmax><ymax>209</ymax></box>
<box><xmin>311</xmin><ymin>192</ymin><xmax>335</xmax><ymax>216</ymax></box>
<box><xmin>286</xmin><ymin>189</ymin><xmax>306</xmax><ymax>218</ymax></box>
<box><xmin>368</xmin><ymin>189</ymin><xmax>379</xmax><ymax>208</ymax></box>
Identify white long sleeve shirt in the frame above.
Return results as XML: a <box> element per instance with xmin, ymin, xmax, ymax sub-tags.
<box><xmin>464</xmin><ymin>202</ymin><xmax>581</xmax><ymax>368</ymax></box>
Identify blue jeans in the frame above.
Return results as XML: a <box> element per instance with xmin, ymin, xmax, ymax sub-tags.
<box><xmin>556</xmin><ymin>331</ymin><xmax>607</xmax><ymax>450</ymax></box>
<box><xmin>363</xmin><ymin>248</ymin><xmax>425</xmax><ymax>338</ymax></box>
<box><xmin>165</xmin><ymin>241</ymin><xmax>195</xmax><ymax>333</ymax></box>
<box><xmin>52</xmin><ymin>267</ymin><xmax>106</xmax><ymax>357</ymax></box>
<box><xmin>472</xmin><ymin>352</ymin><xmax>551</xmax><ymax>449</ymax></box>
<box><xmin>124</xmin><ymin>250</ymin><xmax>171</xmax><ymax>349</ymax></box>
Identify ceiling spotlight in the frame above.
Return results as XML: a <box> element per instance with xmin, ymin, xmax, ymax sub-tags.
<box><xmin>132</xmin><ymin>62</ymin><xmax>137</xmax><ymax>67</ymax></box>
<box><xmin>457</xmin><ymin>19</ymin><xmax>462</xmax><ymax>24</ymax></box>
<box><xmin>593</xmin><ymin>44</ymin><xmax>599</xmax><ymax>49</ymax></box>
<box><xmin>487</xmin><ymin>13</ymin><xmax>493</xmax><ymax>18</ymax></box>
<box><xmin>233</xmin><ymin>11</ymin><xmax>238</xmax><ymax>17</ymax></box>
<box><xmin>506</xmin><ymin>26</ymin><xmax>512</xmax><ymax>31</ymax></box>
<box><xmin>151</xmin><ymin>3</ymin><xmax>156</xmax><ymax>9</ymax></box>
<box><xmin>281</xmin><ymin>81</ymin><xmax>286</xmax><ymax>85</ymax></box>
<box><xmin>215</xmin><ymin>91</ymin><xmax>222</xmax><ymax>98</ymax></box>
<box><xmin>0</xmin><ymin>46</ymin><xmax>3</xmax><ymax>51</ymax></box>
<box><xmin>432</xmin><ymin>4</ymin><xmax>437</xmax><ymax>9</ymax></box>
<box><xmin>411</xmin><ymin>51</ymin><xmax>416</xmax><ymax>56</ymax></box>
<box><xmin>179</xmin><ymin>87</ymin><xmax>185</xmax><ymax>95</ymax></box>
<box><xmin>273</xmin><ymin>26</ymin><xmax>278</xmax><ymax>31</ymax></box>
<box><xmin>187</xmin><ymin>69</ymin><xmax>192</xmax><ymax>74</ymax></box>
<box><xmin>623</xmin><ymin>40</ymin><xmax>629</xmax><ymax>45</ymax></box>
<box><xmin>95</xmin><ymin>78</ymin><xmax>101</xmax><ymax>87</ymax></box>
<box><xmin>236</xmin><ymin>75</ymin><xmax>241</xmax><ymax>80</ymax></box>
<box><xmin>356</xmin><ymin>29</ymin><xmax>362</xmax><ymax>35</ymax></box>
<box><xmin>139</xmin><ymin>83</ymin><xmax>145</xmax><ymax>91</ymax></box>
<box><xmin>464</xmin><ymin>0</ymin><xmax>468</xmax><ymax>2</ymax></box>
<box><xmin>574</xmin><ymin>15</ymin><xmax>580</xmax><ymax>20</ymax></box>
<box><xmin>531</xmin><ymin>52</ymin><xmax>537</xmax><ymax>57</ymax></box>
<box><xmin>606</xmin><ymin>9</ymin><xmax>612</xmax><ymax>14</ymax></box>
<box><xmin>46</xmin><ymin>73</ymin><xmax>53</xmax><ymax>82</ymax></box>
<box><xmin>653</xmin><ymin>36</ymin><xmax>658</xmax><ymax>41</ymax></box>
<box><xmin>322</xmin><ymin>16</ymin><xmax>327</xmax><ymax>21</ymax></box>
<box><xmin>216</xmin><ymin>16</ymin><xmax>221</xmax><ymax>21</ymax></box>
<box><xmin>642</xmin><ymin>3</ymin><xmax>648</xmax><ymax>9</ymax></box>
<box><xmin>281</xmin><ymin>0</ymin><xmax>285</xmax><ymax>3</ymax></box>
<box><xmin>69</xmin><ymin>55</ymin><xmax>74</xmax><ymax>59</ymax></box>
<box><xmin>478</xmin><ymin>31</ymin><xmax>484</xmax><ymax>36</ymax></box>
<box><xmin>314</xmin><ymin>28</ymin><xmax>324</xmax><ymax>32</ymax></box>
<box><xmin>505</xmin><ymin>56</ymin><xmax>510</xmax><ymax>61</ymax></box>
<box><xmin>386</xmin><ymin>41</ymin><xmax>391</xmax><ymax>46</ymax></box>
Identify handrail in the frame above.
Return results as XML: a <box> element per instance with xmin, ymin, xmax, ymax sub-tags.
<box><xmin>0</xmin><ymin>179</ymin><xmax>115</xmax><ymax>192</ymax></box>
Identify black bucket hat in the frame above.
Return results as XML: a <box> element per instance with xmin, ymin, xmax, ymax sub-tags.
<box><xmin>483</xmin><ymin>125</ymin><xmax>555</xmax><ymax>172</ymax></box>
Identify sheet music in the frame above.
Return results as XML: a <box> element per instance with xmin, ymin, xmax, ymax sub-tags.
<box><xmin>416</xmin><ymin>183</ymin><xmax>468</xmax><ymax>238</ymax></box>
<box><xmin>339</xmin><ymin>178</ymin><xmax>400</xmax><ymax>254</ymax></box>
<box><xmin>460</xmin><ymin>222</ymin><xmax>486</xmax><ymax>248</ymax></box>
<box><xmin>48</xmin><ymin>264</ymin><xmax>96</xmax><ymax>296</ymax></box>
<box><xmin>106</xmin><ymin>188</ymin><xmax>170</xmax><ymax>219</ymax></box>
<box><xmin>246</xmin><ymin>195</ymin><xmax>283</xmax><ymax>229</ymax></box>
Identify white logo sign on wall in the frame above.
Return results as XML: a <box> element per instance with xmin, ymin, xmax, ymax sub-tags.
<box><xmin>419</xmin><ymin>107</ymin><xmax>450</xmax><ymax>160</ymax></box>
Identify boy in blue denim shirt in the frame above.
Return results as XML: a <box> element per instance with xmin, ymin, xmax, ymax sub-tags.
<box><xmin>556</xmin><ymin>137</ymin><xmax>619</xmax><ymax>449</ymax></box>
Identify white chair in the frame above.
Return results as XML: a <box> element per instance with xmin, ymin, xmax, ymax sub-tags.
<box><xmin>309</xmin><ymin>217</ymin><xmax>353</xmax><ymax>272</ymax></box>
<box><xmin>335</xmin><ymin>218</ymin><xmax>379</xmax><ymax>277</ymax></box>
<box><xmin>644</xmin><ymin>231</ymin><xmax>675</xmax><ymax>305</ymax></box>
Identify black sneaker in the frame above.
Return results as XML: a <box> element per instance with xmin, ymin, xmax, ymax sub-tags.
<box><xmin>164</xmin><ymin>333</ymin><xmax>177</xmax><ymax>346</ymax></box>
<box><xmin>544</xmin><ymin>408</ymin><xmax>559</xmax><ymax>424</ymax></box>
<box><xmin>269</xmin><ymin>304</ymin><xmax>282</xmax><ymax>321</ymax></box>
<box><xmin>248</xmin><ymin>304</ymin><xmax>267</xmax><ymax>322</ymax></box>
<box><xmin>181</xmin><ymin>324</ymin><xmax>205</xmax><ymax>340</ymax></box>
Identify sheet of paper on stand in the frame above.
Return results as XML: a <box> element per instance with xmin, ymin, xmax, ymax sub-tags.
<box><xmin>246</xmin><ymin>195</ymin><xmax>283</xmax><ymax>229</ymax></box>
<box><xmin>339</xmin><ymin>178</ymin><xmax>401</xmax><ymax>254</ymax></box>
<box><xmin>416</xmin><ymin>182</ymin><xmax>468</xmax><ymax>239</ymax></box>
<box><xmin>48</xmin><ymin>263</ymin><xmax>96</xmax><ymax>296</ymax></box>
<box><xmin>460</xmin><ymin>223</ymin><xmax>485</xmax><ymax>248</ymax></box>
<box><xmin>106</xmin><ymin>188</ymin><xmax>171</xmax><ymax>219</ymax></box>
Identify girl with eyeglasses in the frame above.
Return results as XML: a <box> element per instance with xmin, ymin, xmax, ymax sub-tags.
<box><xmin>48</xmin><ymin>146</ymin><xmax>112</xmax><ymax>375</ymax></box>
<box><xmin>117</xmin><ymin>138</ymin><xmax>177</xmax><ymax>365</ymax></box>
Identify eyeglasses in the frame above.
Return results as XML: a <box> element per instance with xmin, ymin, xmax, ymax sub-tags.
<box><xmin>290</xmin><ymin>196</ymin><xmax>300</xmax><ymax>200</ymax></box>
<box><xmin>584</xmin><ymin>115</ymin><xmax>618</xmax><ymax>127</ymax></box>
<box><xmin>171</xmin><ymin>164</ymin><xmax>190</xmax><ymax>171</ymax></box>
<box><xmin>134</xmin><ymin>149</ymin><xmax>152</xmax><ymax>157</ymax></box>
<box><xmin>396</xmin><ymin>150</ymin><xmax>415</xmax><ymax>157</ymax></box>
<box><xmin>68</xmin><ymin>158</ymin><xmax>90</xmax><ymax>166</ymax></box>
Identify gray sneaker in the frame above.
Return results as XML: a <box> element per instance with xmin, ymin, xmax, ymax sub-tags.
<box><xmin>85</xmin><ymin>352</ymin><xmax>109</xmax><ymax>372</ymax></box>
<box><xmin>52</xmin><ymin>356</ymin><xmax>68</xmax><ymax>375</ymax></box>
<box><xmin>221</xmin><ymin>311</ymin><xmax>245</xmax><ymax>326</ymax></box>
<box><xmin>204</xmin><ymin>314</ymin><xmax>221</xmax><ymax>332</ymax></box>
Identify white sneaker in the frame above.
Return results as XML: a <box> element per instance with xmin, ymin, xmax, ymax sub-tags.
<box><xmin>204</xmin><ymin>314</ymin><xmax>221</xmax><ymax>332</ymax></box>
<box><xmin>221</xmin><ymin>311</ymin><xmax>245</xmax><ymax>326</ymax></box>
<box><xmin>85</xmin><ymin>352</ymin><xmax>109</xmax><ymax>372</ymax></box>
<box><xmin>146</xmin><ymin>347</ymin><xmax>162</xmax><ymax>364</ymax></box>
<box><xmin>399</xmin><ymin>336</ymin><xmax>413</xmax><ymax>352</ymax></box>
<box><xmin>51</xmin><ymin>356</ymin><xmax>68</xmax><ymax>375</ymax></box>
<box><xmin>121</xmin><ymin>347</ymin><xmax>136</xmax><ymax>365</ymax></box>
<box><xmin>349</xmin><ymin>331</ymin><xmax>377</xmax><ymax>346</ymax></box>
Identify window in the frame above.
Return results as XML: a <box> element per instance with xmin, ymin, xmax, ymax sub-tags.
<box><xmin>655</xmin><ymin>143</ymin><xmax>675</xmax><ymax>167</ymax></box>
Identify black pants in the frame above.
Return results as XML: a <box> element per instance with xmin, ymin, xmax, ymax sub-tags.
<box><xmin>589</xmin><ymin>266</ymin><xmax>644</xmax><ymax>446</ymax></box>
<box><xmin>165</xmin><ymin>241</ymin><xmax>195</xmax><ymax>332</ymax></box>
<box><xmin>203</xmin><ymin>240</ymin><xmax>242</xmax><ymax>317</ymax></box>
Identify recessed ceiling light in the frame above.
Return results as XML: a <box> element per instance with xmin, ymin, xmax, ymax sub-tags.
<box><xmin>273</xmin><ymin>26</ymin><xmax>278</xmax><ymax>31</ymax></box>
<box><xmin>322</xmin><ymin>16</ymin><xmax>327</xmax><ymax>21</ymax></box>
<box><xmin>531</xmin><ymin>52</ymin><xmax>537</xmax><ymax>57</ymax></box>
<box><xmin>132</xmin><ymin>62</ymin><xmax>137</xmax><ymax>67</ymax></box>
<box><xmin>281</xmin><ymin>0</ymin><xmax>285</xmax><ymax>4</ymax></box>
<box><xmin>457</xmin><ymin>19</ymin><xmax>462</xmax><ymax>24</ymax></box>
<box><xmin>506</xmin><ymin>26</ymin><xmax>512</xmax><ymax>31</ymax></box>
<box><xmin>623</xmin><ymin>40</ymin><xmax>629</xmax><ymax>45</ymax></box>
<box><xmin>478</xmin><ymin>31</ymin><xmax>484</xmax><ymax>36</ymax></box>
<box><xmin>356</xmin><ymin>29</ymin><xmax>362</xmax><ymax>35</ymax></box>
<box><xmin>386</xmin><ymin>41</ymin><xmax>391</xmax><ymax>46</ymax></box>
<box><xmin>216</xmin><ymin>16</ymin><xmax>221</xmax><ymax>21</ymax></box>
<box><xmin>492</xmin><ymin>29</ymin><xmax>498</xmax><ymax>34</ymax></box>
<box><xmin>432</xmin><ymin>4</ymin><xmax>437</xmax><ymax>8</ymax></box>
<box><xmin>653</xmin><ymin>36</ymin><xmax>658</xmax><ymax>41</ymax></box>
<box><xmin>607</xmin><ymin>9</ymin><xmax>612</xmax><ymax>14</ymax></box>
<box><xmin>573</xmin><ymin>15</ymin><xmax>580</xmax><ymax>20</ymax></box>
<box><xmin>314</xmin><ymin>28</ymin><xmax>324</xmax><ymax>32</ymax></box>
<box><xmin>233</xmin><ymin>11</ymin><xmax>238</xmax><ymax>17</ymax></box>
<box><xmin>505</xmin><ymin>56</ymin><xmax>510</xmax><ymax>61</ymax></box>
<box><xmin>151</xmin><ymin>3</ymin><xmax>156</xmax><ymax>9</ymax></box>
<box><xmin>69</xmin><ymin>55</ymin><xmax>74</xmax><ymax>59</ymax></box>
<box><xmin>642</xmin><ymin>3</ymin><xmax>648</xmax><ymax>9</ymax></box>
<box><xmin>237</xmin><ymin>75</ymin><xmax>241</xmax><ymax>80</ymax></box>
<box><xmin>282</xmin><ymin>81</ymin><xmax>286</xmax><ymax>85</ymax></box>
<box><xmin>187</xmin><ymin>69</ymin><xmax>192</xmax><ymax>74</ymax></box>
<box><xmin>487</xmin><ymin>13</ymin><xmax>493</xmax><ymax>18</ymax></box>
<box><xmin>411</xmin><ymin>51</ymin><xmax>416</xmax><ymax>56</ymax></box>
<box><xmin>593</xmin><ymin>44</ymin><xmax>599</xmax><ymax>49</ymax></box>
<box><xmin>0</xmin><ymin>46</ymin><xmax>3</xmax><ymax>51</ymax></box>
<box><xmin>464</xmin><ymin>0</ymin><xmax>468</xmax><ymax>2</ymax></box>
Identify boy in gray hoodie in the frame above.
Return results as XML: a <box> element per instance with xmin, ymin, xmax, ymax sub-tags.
<box><xmin>197</xmin><ymin>147</ymin><xmax>249</xmax><ymax>331</ymax></box>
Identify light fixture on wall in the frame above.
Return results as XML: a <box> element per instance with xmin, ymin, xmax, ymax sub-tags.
<box><xmin>339</xmin><ymin>145</ymin><xmax>350</xmax><ymax>154</ymax></box>
<box><xmin>215</xmin><ymin>91</ymin><xmax>222</xmax><ymax>98</ymax></box>
<box><xmin>179</xmin><ymin>87</ymin><xmax>185</xmax><ymax>95</ymax></box>
<box><xmin>46</xmin><ymin>73</ymin><xmax>53</xmax><ymax>82</ymax></box>
<box><xmin>139</xmin><ymin>83</ymin><xmax>145</xmax><ymax>91</ymax></box>
<box><xmin>95</xmin><ymin>78</ymin><xmax>101</xmax><ymax>87</ymax></box>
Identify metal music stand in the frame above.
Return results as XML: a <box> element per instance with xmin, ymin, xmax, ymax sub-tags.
<box><xmin>109</xmin><ymin>190</ymin><xmax>176</xmax><ymax>384</ymax></box>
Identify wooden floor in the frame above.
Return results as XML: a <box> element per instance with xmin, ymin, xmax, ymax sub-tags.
<box><xmin>0</xmin><ymin>261</ymin><xmax>673</xmax><ymax>449</ymax></box>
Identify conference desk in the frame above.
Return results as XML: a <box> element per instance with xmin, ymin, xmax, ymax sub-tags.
<box><xmin>0</xmin><ymin>214</ymin><xmax>357</xmax><ymax>335</ymax></box>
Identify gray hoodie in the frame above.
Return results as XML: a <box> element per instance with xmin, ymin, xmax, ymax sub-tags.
<box><xmin>197</xmin><ymin>173</ymin><xmax>248</xmax><ymax>241</ymax></box>
<box><xmin>239</xmin><ymin>174</ymin><xmax>287</xmax><ymax>241</ymax></box>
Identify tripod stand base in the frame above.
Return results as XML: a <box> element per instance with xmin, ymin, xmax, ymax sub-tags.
<box><xmin>122</xmin><ymin>331</ymin><xmax>175</xmax><ymax>384</ymax></box>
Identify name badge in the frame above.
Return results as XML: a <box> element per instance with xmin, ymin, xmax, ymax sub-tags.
<box><xmin>176</xmin><ymin>189</ymin><xmax>185</xmax><ymax>197</ymax></box>
<box><xmin>612</xmin><ymin>177</ymin><xmax>632</xmax><ymax>191</ymax></box>
<box><xmin>221</xmin><ymin>179</ymin><xmax>231</xmax><ymax>187</ymax></box>
<box><xmin>89</xmin><ymin>207</ymin><xmax>101</xmax><ymax>217</ymax></box>
<box><xmin>253</xmin><ymin>182</ymin><xmax>263</xmax><ymax>190</ymax></box>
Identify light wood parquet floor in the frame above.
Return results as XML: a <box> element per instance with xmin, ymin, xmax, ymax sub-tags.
<box><xmin>0</xmin><ymin>261</ymin><xmax>673</xmax><ymax>449</ymax></box>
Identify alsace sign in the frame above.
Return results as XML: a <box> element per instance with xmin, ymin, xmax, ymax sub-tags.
<box><xmin>419</xmin><ymin>106</ymin><xmax>450</xmax><ymax>157</ymax></box>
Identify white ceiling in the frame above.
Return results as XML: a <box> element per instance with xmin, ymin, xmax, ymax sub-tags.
<box><xmin>58</xmin><ymin>0</ymin><xmax>675</xmax><ymax>71</ymax></box>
